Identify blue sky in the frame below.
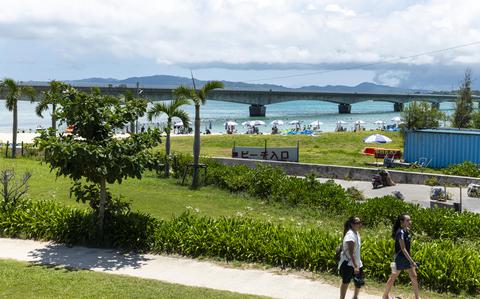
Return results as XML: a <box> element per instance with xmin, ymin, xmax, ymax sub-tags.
<box><xmin>1</xmin><ymin>0</ymin><xmax>480</xmax><ymax>90</ymax></box>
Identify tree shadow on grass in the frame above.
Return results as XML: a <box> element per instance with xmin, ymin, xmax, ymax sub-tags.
<box><xmin>28</xmin><ymin>243</ymin><xmax>151</xmax><ymax>271</ymax></box>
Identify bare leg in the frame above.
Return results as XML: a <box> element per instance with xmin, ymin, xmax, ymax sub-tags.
<box><xmin>408</xmin><ymin>268</ymin><xmax>420</xmax><ymax>299</ymax></box>
<box><xmin>340</xmin><ymin>283</ymin><xmax>349</xmax><ymax>299</ymax></box>
<box><xmin>353</xmin><ymin>286</ymin><xmax>360</xmax><ymax>299</ymax></box>
<box><xmin>383</xmin><ymin>271</ymin><xmax>400</xmax><ymax>299</ymax></box>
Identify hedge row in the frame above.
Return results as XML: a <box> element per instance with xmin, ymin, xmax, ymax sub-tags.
<box><xmin>1</xmin><ymin>200</ymin><xmax>479</xmax><ymax>295</ymax></box>
<box><xmin>164</xmin><ymin>154</ymin><xmax>480</xmax><ymax>241</ymax></box>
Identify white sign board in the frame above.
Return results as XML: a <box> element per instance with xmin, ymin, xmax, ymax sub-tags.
<box><xmin>232</xmin><ymin>146</ymin><xmax>298</xmax><ymax>162</ymax></box>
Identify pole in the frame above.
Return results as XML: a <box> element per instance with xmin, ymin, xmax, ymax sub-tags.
<box><xmin>297</xmin><ymin>140</ymin><xmax>300</xmax><ymax>162</ymax></box>
<box><xmin>264</xmin><ymin>139</ymin><xmax>267</xmax><ymax>159</ymax></box>
<box><xmin>135</xmin><ymin>82</ymin><xmax>140</xmax><ymax>134</ymax></box>
<box><xmin>459</xmin><ymin>186</ymin><xmax>463</xmax><ymax>212</ymax></box>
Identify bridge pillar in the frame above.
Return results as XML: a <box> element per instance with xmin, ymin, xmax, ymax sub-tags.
<box><xmin>394</xmin><ymin>102</ymin><xmax>404</xmax><ymax>112</ymax></box>
<box><xmin>249</xmin><ymin>104</ymin><xmax>266</xmax><ymax>117</ymax></box>
<box><xmin>431</xmin><ymin>102</ymin><xmax>440</xmax><ymax>110</ymax></box>
<box><xmin>338</xmin><ymin>103</ymin><xmax>351</xmax><ymax>114</ymax></box>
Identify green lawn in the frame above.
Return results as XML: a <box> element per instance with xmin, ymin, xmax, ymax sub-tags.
<box><xmin>0</xmin><ymin>259</ymin><xmax>266</xmax><ymax>299</ymax></box>
<box><xmin>0</xmin><ymin>157</ymin><xmax>477</xmax><ymax>299</ymax></box>
<box><xmin>167</xmin><ymin>131</ymin><xmax>404</xmax><ymax>166</ymax></box>
<box><xmin>0</xmin><ymin>156</ymin><xmax>346</xmax><ymax>227</ymax></box>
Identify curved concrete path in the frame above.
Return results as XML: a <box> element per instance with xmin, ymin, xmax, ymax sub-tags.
<box><xmin>0</xmin><ymin>238</ymin><xmax>380</xmax><ymax>299</ymax></box>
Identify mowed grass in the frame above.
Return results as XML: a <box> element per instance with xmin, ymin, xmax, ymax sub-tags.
<box><xmin>0</xmin><ymin>156</ymin><xmax>347</xmax><ymax>228</ymax></box>
<box><xmin>0</xmin><ymin>259</ymin><xmax>266</xmax><ymax>299</ymax></box>
<box><xmin>167</xmin><ymin>131</ymin><xmax>403</xmax><ymax>166</ymax></box>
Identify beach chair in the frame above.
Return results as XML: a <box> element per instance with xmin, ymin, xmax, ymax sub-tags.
<box><xmin>417</xmin><ymin>157</ymin><xmax>432</xmax><ymax>168</ymax></box>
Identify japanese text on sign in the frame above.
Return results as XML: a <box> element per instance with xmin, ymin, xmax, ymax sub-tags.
<box><xmin>232</xmin><ymin>146</ymin><xmax>298</xmax><ymax>162</ymax></box>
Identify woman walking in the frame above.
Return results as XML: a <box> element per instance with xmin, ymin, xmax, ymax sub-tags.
<box><xmin>339</xmin><ymin>216</ymin><xmax>364</xmax><ymax>299</ymax></box>
<box><xmin>383</xmin><ymin>214</ymin><xmax>420</xmax><ymax>299</ymax></box>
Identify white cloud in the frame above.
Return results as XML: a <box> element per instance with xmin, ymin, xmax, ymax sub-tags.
<box><xmin>324</xmin><ymin>4</ymin><xmax>356</xmax><ymax>16</ymax></box>
<box><xmin>0</xmin><ymin>0</ymin><xmax>479</xmax><ymax>77</ymax></box>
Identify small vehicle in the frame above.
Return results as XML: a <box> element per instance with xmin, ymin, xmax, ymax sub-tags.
<box><xmin>372</xmin><ymin>174</ymin><xmax>383</xmax><ymax>189</ymax></box>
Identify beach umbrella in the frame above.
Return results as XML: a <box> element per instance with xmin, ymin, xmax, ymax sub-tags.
<box><xmin>310</xmin><ymin>120</ymin><xmax>324</xmax><ymax>126</ymax></box>
<box><xmin>241</xmin><ymin>121</ymin><xmax>252</xmax><ymax>126</ymax></box>
<box><xmin>289</xmin><ymin>120</ymin><xmax>301</xmax><ymax>125</ymax></box>
<box><xmin>250</xmin><ymin>120</ymin><xmax>266</xmax><ymax>126</ymax></box>
<box><xmin>363</xmin><ymin>134</ymin><xmax>393</xmax><ymax>143</ymax></box>
<box><xmin>354</xmin><ymin>120</ymin><xmax>366</xmax><ymax>125</ymax></box>
<box><xmin>336</xmin><ymin>120</ymin><xmax>347</xmax><ymax>124</ymax></box>
<box><xmin>225</xmin><ymin>121</ymin><xmax>238</xmax><ymax>126</ymax></box>
<box><xmin>173</xmin><ymin>121</ymin><xmax>184</xmax><ymax>127</ymax></box>
<box><xmin>270</xmin><ymin>120</ymin><xmax>284</xmax><ymax>126</ymax></box>
<box><xmin>374</xmin><ymin>120</ymin><xmax>386</xmax><ymax>125</ymax></box>
<box><xmin>391</xmin><ymin>116</ymin><xmax>402</xmax><ymax>122</ymax></box>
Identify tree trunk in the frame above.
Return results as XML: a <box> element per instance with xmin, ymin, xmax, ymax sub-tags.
<box><xmin>51</xmin><ymin>103</ymin><xmax>57</xmax><ymax>131</ymax></box>
<box><xmin>98</xmin><ymin>178</ymin><xmax>107</xmax><ymax>238</ymax></box>
<box><xmin>12</xmin><ymin>102</ymin><xmax>18</xmax><ymax>159</ymax></box>
<box><xmin>191</xmin><ymin>104</ymin><xmax>201</xmax><ymax>188</ymax></box>
<box><xmin>130</xmin><ymin>121</ymin><xmax>135</xmax><ymax>134</ymax></box>
<box><xmin>165</xmin><ymin>118</ymin><xmax>171</xmax><ymax>178</ymax></box>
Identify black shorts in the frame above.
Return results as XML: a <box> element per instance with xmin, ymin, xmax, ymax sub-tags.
<box><xmin>340</xmin><ymin>261</ymin><xmax>364</xmax><ymax>286</ymax></box>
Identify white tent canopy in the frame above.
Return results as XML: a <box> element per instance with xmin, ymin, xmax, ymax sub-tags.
<box><xmin>250</xmin><ymin>120</ymin><xmax>266</xmax><ymax>126</ymax></box>
<box><xmin>391</xmin><ymin>116</ymin><xmax>402</xmax><ymax>122</ymax></box>
<box><xmin>363</xmin><ymin>134</ymin><xmax>393</xmax><ymax>143</ymax></box>
<box><xmin>270</xmin><ymin>120</ymin><xmax>284</xmax><ymax>126</ymax></box>
<box><xmin>310</xmin><ymin>120</ymin><xmax>324</xmax><ymax>126</ymax></box>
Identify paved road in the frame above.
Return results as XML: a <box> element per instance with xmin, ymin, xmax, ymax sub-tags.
<box><xmin>317</xmin><ymin>178</ymin><xmax>480</xmax><ymax>213</ymax></box>
<box><xmin>0</xmin><ymin>238</ymin><xmax>380</xmax><ymax>299</ymax></box>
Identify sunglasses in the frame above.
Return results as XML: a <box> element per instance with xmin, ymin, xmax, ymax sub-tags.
<box><xmin>353</xmin><ymin>221</ymin><xmax>362</xmax><ymax>225</ymax></box>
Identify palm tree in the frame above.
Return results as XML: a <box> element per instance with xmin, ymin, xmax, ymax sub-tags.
<box><xmin>0</xmin><ymin>78</ymin><xmax>36</xmax><ymax>158</ymax></box>
<box><xmin>147</xmin><ymin>97</ymin><xmax>190</xmax><ymax>177</ymax></box>
<box><xmin>36</xmin><ymin>80</ymin><xmax>68</xmax><ymax>131</ymax></box>
<box><xmin>174</xmin><ymin>81</ymin><xmax>224</xmax><ymax>188</ymax></box>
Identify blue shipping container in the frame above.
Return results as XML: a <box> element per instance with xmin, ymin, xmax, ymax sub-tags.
<box><xmin>404</xmin><ymin>129</ymin><xmax>480</xmax><ymax>168</ymax></box>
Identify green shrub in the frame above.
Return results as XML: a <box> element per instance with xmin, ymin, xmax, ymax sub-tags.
<box><xmin>1</xmin><ymin>200</ymin><xmax>480</xmax><ymax>294</ymax></box>
<box><xmin>444</xmin><ymin>161</ymin><xmax>480</xmax><ymax>177</ymax></box>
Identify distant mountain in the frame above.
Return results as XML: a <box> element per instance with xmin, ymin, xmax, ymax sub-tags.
<box><xmin>66</xmin><ymin>74</ymin><xmax>429</xmax><ymax>93</ymax></box>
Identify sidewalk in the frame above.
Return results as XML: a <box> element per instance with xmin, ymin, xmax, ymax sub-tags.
<box><xmin>0</xmin><ymin>238</ymin><xmax>380</xmax><ymax>299</ymax></box>
<box><xmin>317</xmin><ymin>178</ymin><xmax>480</xmax><ymax>213</ymax></box>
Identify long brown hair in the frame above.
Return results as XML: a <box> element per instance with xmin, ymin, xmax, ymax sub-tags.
<box><xmin>343</xmin><ymin>216</ymin><xmax>358</xmax><ymax>236</ymax></box>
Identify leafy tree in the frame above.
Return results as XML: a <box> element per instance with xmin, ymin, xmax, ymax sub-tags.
<box><xmin>174</xmin><ymin>81</ymin><xmax>224</xmax><ymax>188</ymax></box>
<box><xmin>0</xmin><ymin>78</ymin><xmax>36</xmax><ymax>158</ymax></box>
<box><xmin>401</xmin><ymin>101</ymin><xmax>445</xmax><ymax>135</ymax></box>
<box><xmin>35</xmin><ymin>86</ymin><xmax>161</xmax><ymax>235</ymax></box>
<box><xmin>147</xmin><ymin>97</ymin><xmax>190</xmax><ymax>177</ymax></box>
<box><xmin>452</xmin><ymin>69</ymin><xmax>474</xmax><ymax>128</ymax></box>
<box><xmin>36</xmin><ymin>80</ymin><xmax>69</xmax><ymax>131</ymax></box>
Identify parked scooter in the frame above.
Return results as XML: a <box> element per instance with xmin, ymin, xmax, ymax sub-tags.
<box><xmin>372</xmin><ymin>174</ymin><xmax>383</xmax><ymax>189</ymax></box>
<box><xmin>371</xmin><ymin>170</ymin><xmax>396</xmax><ymax>189</ymax></box>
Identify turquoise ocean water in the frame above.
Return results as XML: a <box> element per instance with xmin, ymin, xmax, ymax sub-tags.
<box><xmin>0</xmin><ymin>100</ymin><xmax>455</xmax><ymax>134</ymax></box>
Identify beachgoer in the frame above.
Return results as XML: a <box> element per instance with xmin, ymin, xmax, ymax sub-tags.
<box><xmin>382</xmin><ymin>214</ymin><xmax>420</xmax><ymax>299</ymax></box>
<box><xmin>339</xmin><ymin>216</ymin><xmax>364</xmax><ymax>299</ymax></box>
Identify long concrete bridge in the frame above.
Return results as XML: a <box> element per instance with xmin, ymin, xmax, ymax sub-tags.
<box><xmin>5</xmin><ymin>83</ymin><xmax>477</xmax><ymax>117</ymax></box>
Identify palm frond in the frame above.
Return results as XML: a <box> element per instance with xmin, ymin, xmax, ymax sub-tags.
<box><xmin>174</xmin><ymin>85</ymin><xmax>195</xmax><ymax>98</ymax></box>
<box><xmin>171</xmin><ymin>110</ymin><xmax>190</xmax><ymax>128</ymax></box>
<box><xmin>147</xmin><ymin>102</ymin><xmax>169</xmax><ymax>121</ymax></box>
<box><xmin>198</xmin><ymin>81</ymin><xmax>224</xmax><ymax>104</ymax></box>
<box><xmin>201</xmin><ymin>81</ymin><xmax>224</xmax><ymax>93</ymax></box>
<box><xmin>35</xmin><ymin>101</ymin><xmax>49</xmax><ymax>118</ymax></box>
<box><xmin>22</xmin><ymin>86</ymin><xmax>36</xmax><ymax>101</ymax></box>
<box><xmin>1</xmin><ymin>78</ymin><xmax>18</xmax><ymax>111</ymax></box>
<box><xmin>170</xmin><ymin>97</ymin><xmax>191</xmax><ymax>111</ymax></box>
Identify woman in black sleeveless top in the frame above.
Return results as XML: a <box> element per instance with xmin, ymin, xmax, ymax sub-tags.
<box><xmin>383</xmin><ymin>214</ymin><xmax>420</xmax><ymax>299</ymax></box>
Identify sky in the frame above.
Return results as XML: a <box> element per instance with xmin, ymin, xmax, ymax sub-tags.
<box><xmin>1</xmin><ymin>0</ymin><xmax>480</xmax><ymax>90</ymax></box>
